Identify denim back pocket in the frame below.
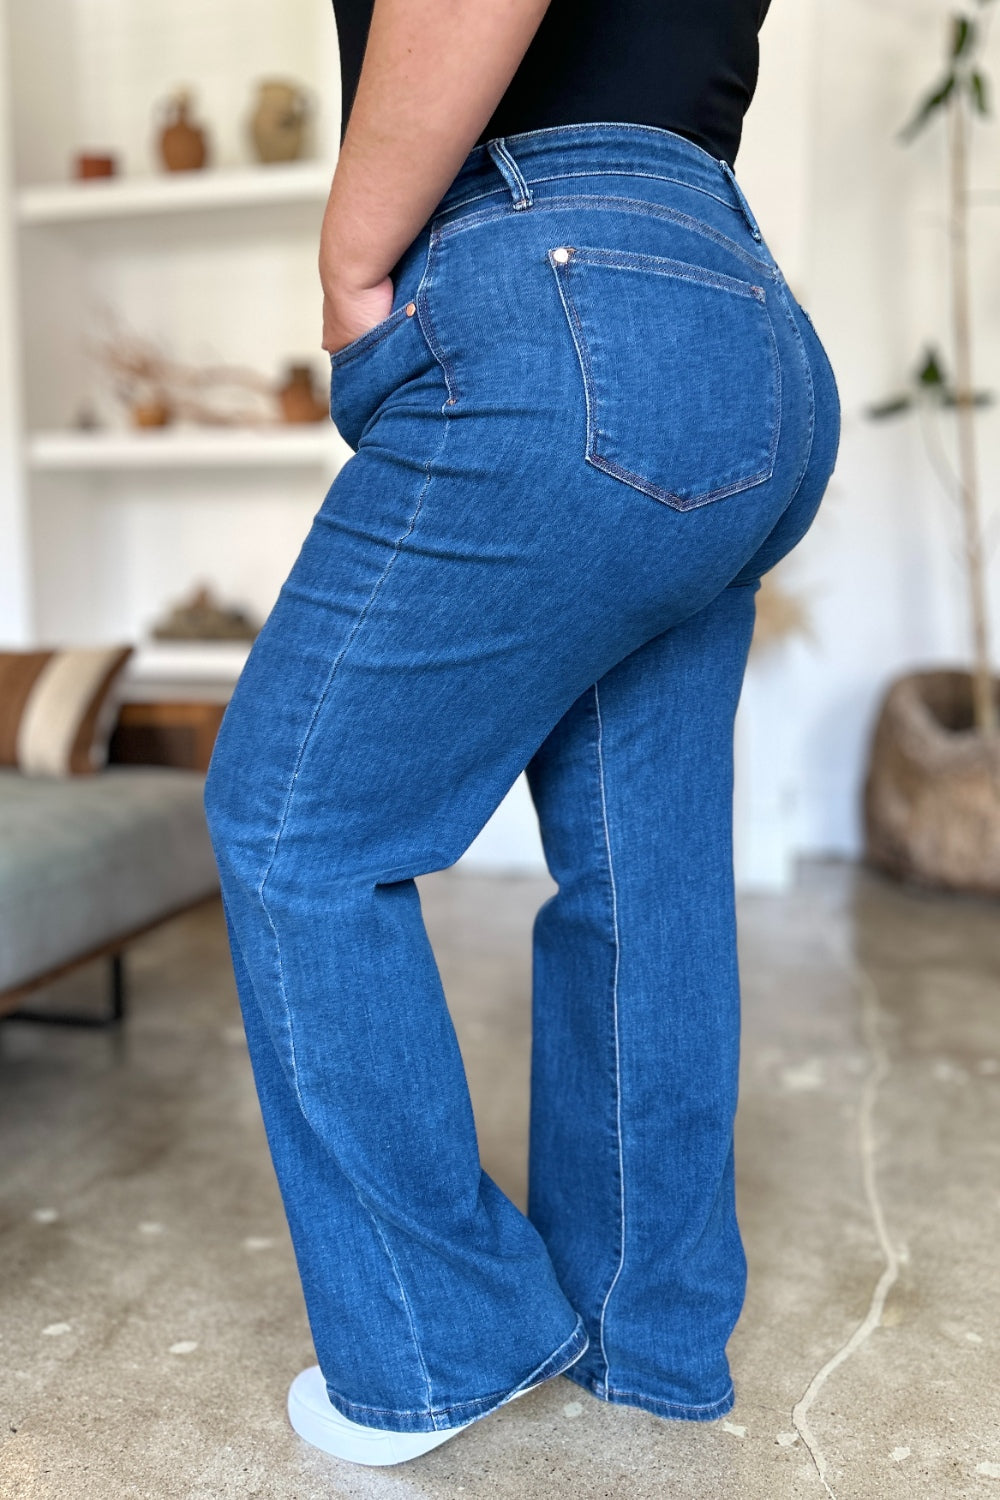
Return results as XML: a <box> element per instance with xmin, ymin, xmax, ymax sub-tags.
<box><xmin>548</xmin><ymin>245</ymin><xmax>781</xmax><ymax>512</ymax></box>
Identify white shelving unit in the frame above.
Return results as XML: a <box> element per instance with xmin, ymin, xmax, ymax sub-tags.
<box><xmin>0</xmin><ymin>0</ymin><xmax>344</xmax><ymax>692</ymax></box>
<box><xmin>27</xmin><ymin>425</ymin><xmax>348</xmax><ymax>472</ymax></box>
<box><xmin>119</xmin><ymin>638</ymin><xmax>254</xmax><ymax>703</ymax></box>
<box><xmin>16</xmin><ymin>159</ymin><xmax>334</xmax><ymax>225</ymax></box>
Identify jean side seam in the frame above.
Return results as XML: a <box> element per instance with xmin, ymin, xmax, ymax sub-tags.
<box><xmin>254</xmin><ymin>409</ymin><xmax>452</xmax><ymax>1402</ymax></box>
<box><xmin>254</xmin><ymin>448</ymin><xmax>436</xmax><ymax>1115</ymax></box>
<box><xmin>592</xmin><ymin>682</ymin><xmax>626</xmax><ymax>1401</ymax></box>
<box><xmin>356</xmin><ymin>1187</ymin><xmax>436</xmax><ymax>1418</ymax></box>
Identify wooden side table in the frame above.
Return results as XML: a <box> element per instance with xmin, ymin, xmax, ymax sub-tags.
<box><xmin>108</xmin><ymin>700</ymin><xmax>227</xmax><ymax>772</ymax></box>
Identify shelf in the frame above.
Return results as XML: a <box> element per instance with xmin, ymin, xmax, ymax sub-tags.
<box><xmin>16</xmin><ymin>160</ymin><xmax>334</xmax><ymax>226</ymax></box>
<box><xmin>124</xmin><ymin>640</ymin><xmax>252</xmax><ymax>686</ymax></box>
<box><xmin>27</xmin><ymin>426</ymin><xmax>345</xmax><ymax>472</ymax></box>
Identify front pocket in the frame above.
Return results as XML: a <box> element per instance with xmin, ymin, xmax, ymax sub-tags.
<box><xmin>328</xmin><ymin>302</ymin><xmax>419</xmax><ymax>449</ymax></box>
<box><xmin>548</xmin><ymin>245</ymin><xmax>781</xmax><ymax>512</ymax></box>
<box><xmin>328</xmin><ymin>302</ymin><xmax>412</xmax><ymax>371</ymax></box>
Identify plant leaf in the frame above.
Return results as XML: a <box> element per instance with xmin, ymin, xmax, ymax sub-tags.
<box><xmin>952</xmin><ymin>16</ymin><xmax>976</xmax><ymax>57</ymax></box>
<box><xmin>865</xmin><ymin>394</ymin><xmax>914</xmax><ymax>419</ymax></box>
<box><xmin>898</xmin><ymin>73</ymin><xmax>957</xmax><ymax>140</ymax></box>
<box><xmin>917</xmin><ymin>347</ymin><xmax>948</xmax><ymax>387</ymax></box>
<box><xmin>969</xmin><ymin>70</ymin><xmax>990</xmax><ymax>113</ymax></box>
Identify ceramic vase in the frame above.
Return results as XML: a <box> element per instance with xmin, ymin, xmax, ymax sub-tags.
<box><xmin>250</xmin><ymin>80</ymin><xmax>311</xmax><ymax>164</ymax></box>
<box><xmin>158</xmin><ymin>90</ymin><xmax>209</xmax><ymax>172</ymax></box>
<box><xmin>277</xmin><ymin>364</ymin><xmax>327</xmax><ymax>424</ymax></box>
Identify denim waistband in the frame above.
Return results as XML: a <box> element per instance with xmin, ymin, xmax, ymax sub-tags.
<box><xmin>431</xmin><ymin>122</ymin><xmax>765</xmax><ymax>245</ymax></box>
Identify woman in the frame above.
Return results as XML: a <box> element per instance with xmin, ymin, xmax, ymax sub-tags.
<box><xmin>204</xmin><ymin>0</ymin><xmax>840</xmax><ymax>1469</ymax></box>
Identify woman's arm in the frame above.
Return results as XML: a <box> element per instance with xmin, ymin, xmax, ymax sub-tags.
<box><xmin>321</xmin><ymin>0</ymin><xmax>552</xmax><ymax>354</ymax></box>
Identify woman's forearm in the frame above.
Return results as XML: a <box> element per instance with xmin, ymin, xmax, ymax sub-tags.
<box><xmin>321</xmin><ymin>0</ymin><xmax>551</xmax><ymax>310</ymax></box>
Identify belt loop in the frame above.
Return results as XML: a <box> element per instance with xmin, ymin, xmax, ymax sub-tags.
<box><xmin>718</xmin><ymin>158</ymin><xmax>762</xmax><ymax>242</ymax></box>
<box><xmin>485</xmin><ymin>137</ymin><xmax>534</xmax><ymax>211</ymax></box>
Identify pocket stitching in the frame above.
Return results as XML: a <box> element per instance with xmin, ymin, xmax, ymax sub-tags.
<box><xmin>328</xmin><ymin>304</ymin><xmax>410</xmax><ymax>371</ymax></box>
<box><xmin>564</xmin><ymin>244</ymin><xmax>771</xmax><ymax>301</ymax></box>
<box><xmin>549</xmin><ymin>249</ymin><xmax>782</xmax><ymax>512</ymax></box>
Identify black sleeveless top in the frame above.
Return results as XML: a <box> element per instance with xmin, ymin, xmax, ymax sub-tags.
<box><xmin>332</xmin><ymin>0</ymin><xmax>773</xmax><ymax>170</ymax></box>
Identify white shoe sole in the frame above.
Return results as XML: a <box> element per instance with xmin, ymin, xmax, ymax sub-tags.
<box><xmin>287</xmin><ymin>1365</ymin><xmax>541</xmax><ymax>1466</ymax></box>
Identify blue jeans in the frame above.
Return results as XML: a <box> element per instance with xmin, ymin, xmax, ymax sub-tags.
<box><xmin>203</xmin><ymin>122</ymin><xmax>841</xmax><ymax>1433</ymax></box>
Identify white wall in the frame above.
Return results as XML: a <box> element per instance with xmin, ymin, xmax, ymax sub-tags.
<box><xmin>729</xmin><ymin>0</ymin><xmax>1000</xmax><ymax>873</ymax></box>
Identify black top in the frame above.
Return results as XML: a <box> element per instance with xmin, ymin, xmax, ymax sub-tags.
<box><xmin>332</xmin><ymin>0</ymin><xmax>773</xmax><ymax>170</ymax></box>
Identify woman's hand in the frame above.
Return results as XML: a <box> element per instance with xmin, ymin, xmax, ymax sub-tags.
<box><xmin>321</xmin><ymin>270</ymin><xmax>395</xmax><ymax>357</ymax></box>
<box><xmin>317</xmin><ymin>0</ymin><xmax>552</xmax><ymax>348</ymax></box>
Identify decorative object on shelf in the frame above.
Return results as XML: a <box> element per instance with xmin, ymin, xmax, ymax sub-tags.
<box><xmin>73</xmin><ymin>403</ymin><xmax>101</xmax><ymax>431</ymax></box>
<box><xmin>277</xmin><ymin>362</ymin><xmax>329</xmax><ymax>423</ymax></box>
<box><xmin>865</xmin><ymin>669</ymin><xmax>1000</xmax><ymax>894</ymax></box>
<box><xmin>94</xmin><ymin>322</ymin><xmax>275</xmax><ymax>427</ymax></box>
<box><xmin>249</xmin><ymin>79</ymin><xmax>313</xmax><ymax>163</ymax></box>
<box><xmin>862</xmin><ymin>3</ymin><xmax>999</xmax><ymax>891</ymax></box>
<box><xmin>74</xmin><ymin>152</ymin><xmax>118</xmax><ymax>180</ymax></box>
<box><xmin>151</xmin><ymin>584</ymin><xmax>260</xmax><ymax>642</ymax></box>
<box><xmin>157</xmin><ymin>88</ymin><xmax>210</xmax><ymax>173</ymax></box>
<box><xmin>131</xmin><ymin>397</ymin><xmax>173</xmax><ymax>429</ymax></box>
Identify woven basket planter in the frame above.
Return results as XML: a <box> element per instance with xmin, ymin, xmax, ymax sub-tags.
<box><xmin>863</xmin><ymin>668</ymin><xmax>1000</xmax><ymax>894</ymax></box>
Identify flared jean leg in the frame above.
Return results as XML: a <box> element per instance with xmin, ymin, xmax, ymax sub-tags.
<box><xmin>217</xmin><ymin>886</ymin><xmax>588</xmax><ymax>1431</ymax></box>
<box><xmin>525</xmin><ymin>582</ymin><xmax>760</xmax><ymax>1420</ymax></box>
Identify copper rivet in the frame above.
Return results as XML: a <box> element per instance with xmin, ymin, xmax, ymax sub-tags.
<box><xmin>405</xmin><ymin>302</ymin><xmax>416</xmax><ymax>316</ymax></box>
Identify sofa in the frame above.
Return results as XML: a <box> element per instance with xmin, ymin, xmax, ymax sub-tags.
<box><xmin>0</xmin><ymin>764</ymin><xmax>219</xmax><ymax>1025</ymax></box>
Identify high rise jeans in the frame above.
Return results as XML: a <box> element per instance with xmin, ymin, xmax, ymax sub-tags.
<box><xmin>203</xmin><ymin>122</ymin><xmax>841</xmax><ymax>1433</ymax></box>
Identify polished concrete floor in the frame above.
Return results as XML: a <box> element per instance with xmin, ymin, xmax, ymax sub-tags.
<box><xmin>1</xmin><ymin>861</ymin><xmax>998</xmax><ymax>1499</ymax></box>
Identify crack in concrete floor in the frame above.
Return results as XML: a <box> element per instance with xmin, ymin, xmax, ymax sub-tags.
<box><xmin>792</xmin><ymin>937</ymin><xmax>902</xmax><ymax>1497</ymax></box>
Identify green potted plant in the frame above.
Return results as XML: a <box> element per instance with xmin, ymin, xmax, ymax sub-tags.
<box><xmin>863</xmin><ymin>0</ymin><xmax>1000</xmax><ymax>893</ymax></box>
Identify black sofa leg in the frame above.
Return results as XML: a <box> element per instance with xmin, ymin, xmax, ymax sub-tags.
<box><xmin>109</xmin><ymin>952</ymin><xmax>126</xmax><ymax>1024</ymax></box>
<box><xmin>3</xmin><ymin>951</ymin><xmax>128</xmax><ymax>1028</ymax></box>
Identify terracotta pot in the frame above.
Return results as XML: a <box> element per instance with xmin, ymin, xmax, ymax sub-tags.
<box><xmin>132</xmin><ymin>397</ymin><xmax>172</xmax><ymax>429</ymax></box>
<box><xmin>74</xmin><ymin>152</ymin><xmax>117</xmax><ymax>180</ymax></box>
<box><xmin>277</xmin><ymin>364</ymin><xmax>327</xmax><ymax>424</ymax></box>
<box><xmin>158</xmin><ymin>90</ymin><xmax>209</xmax><ymax>172</ymax></box>
<box><xmin>249</xmin><ymin>79</ymin><xmax>311</xmax><ymax>164</ymax></box>
<box><xmin>863</xmin><ymin>668</ymin><xmax>1000</xmax><ymax>894</ymax></box>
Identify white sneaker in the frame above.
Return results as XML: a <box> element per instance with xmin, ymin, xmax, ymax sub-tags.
<box><xmin>287</xmin><ymin>1365</ymin><xmax>540</xmax><ymax>1466</ymax></box>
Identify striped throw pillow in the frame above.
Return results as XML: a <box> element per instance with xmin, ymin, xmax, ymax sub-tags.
<box><xmin>0</xmin><ymin>645</ymin><xmax>134</xmax><ymax>776</ymax></box>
